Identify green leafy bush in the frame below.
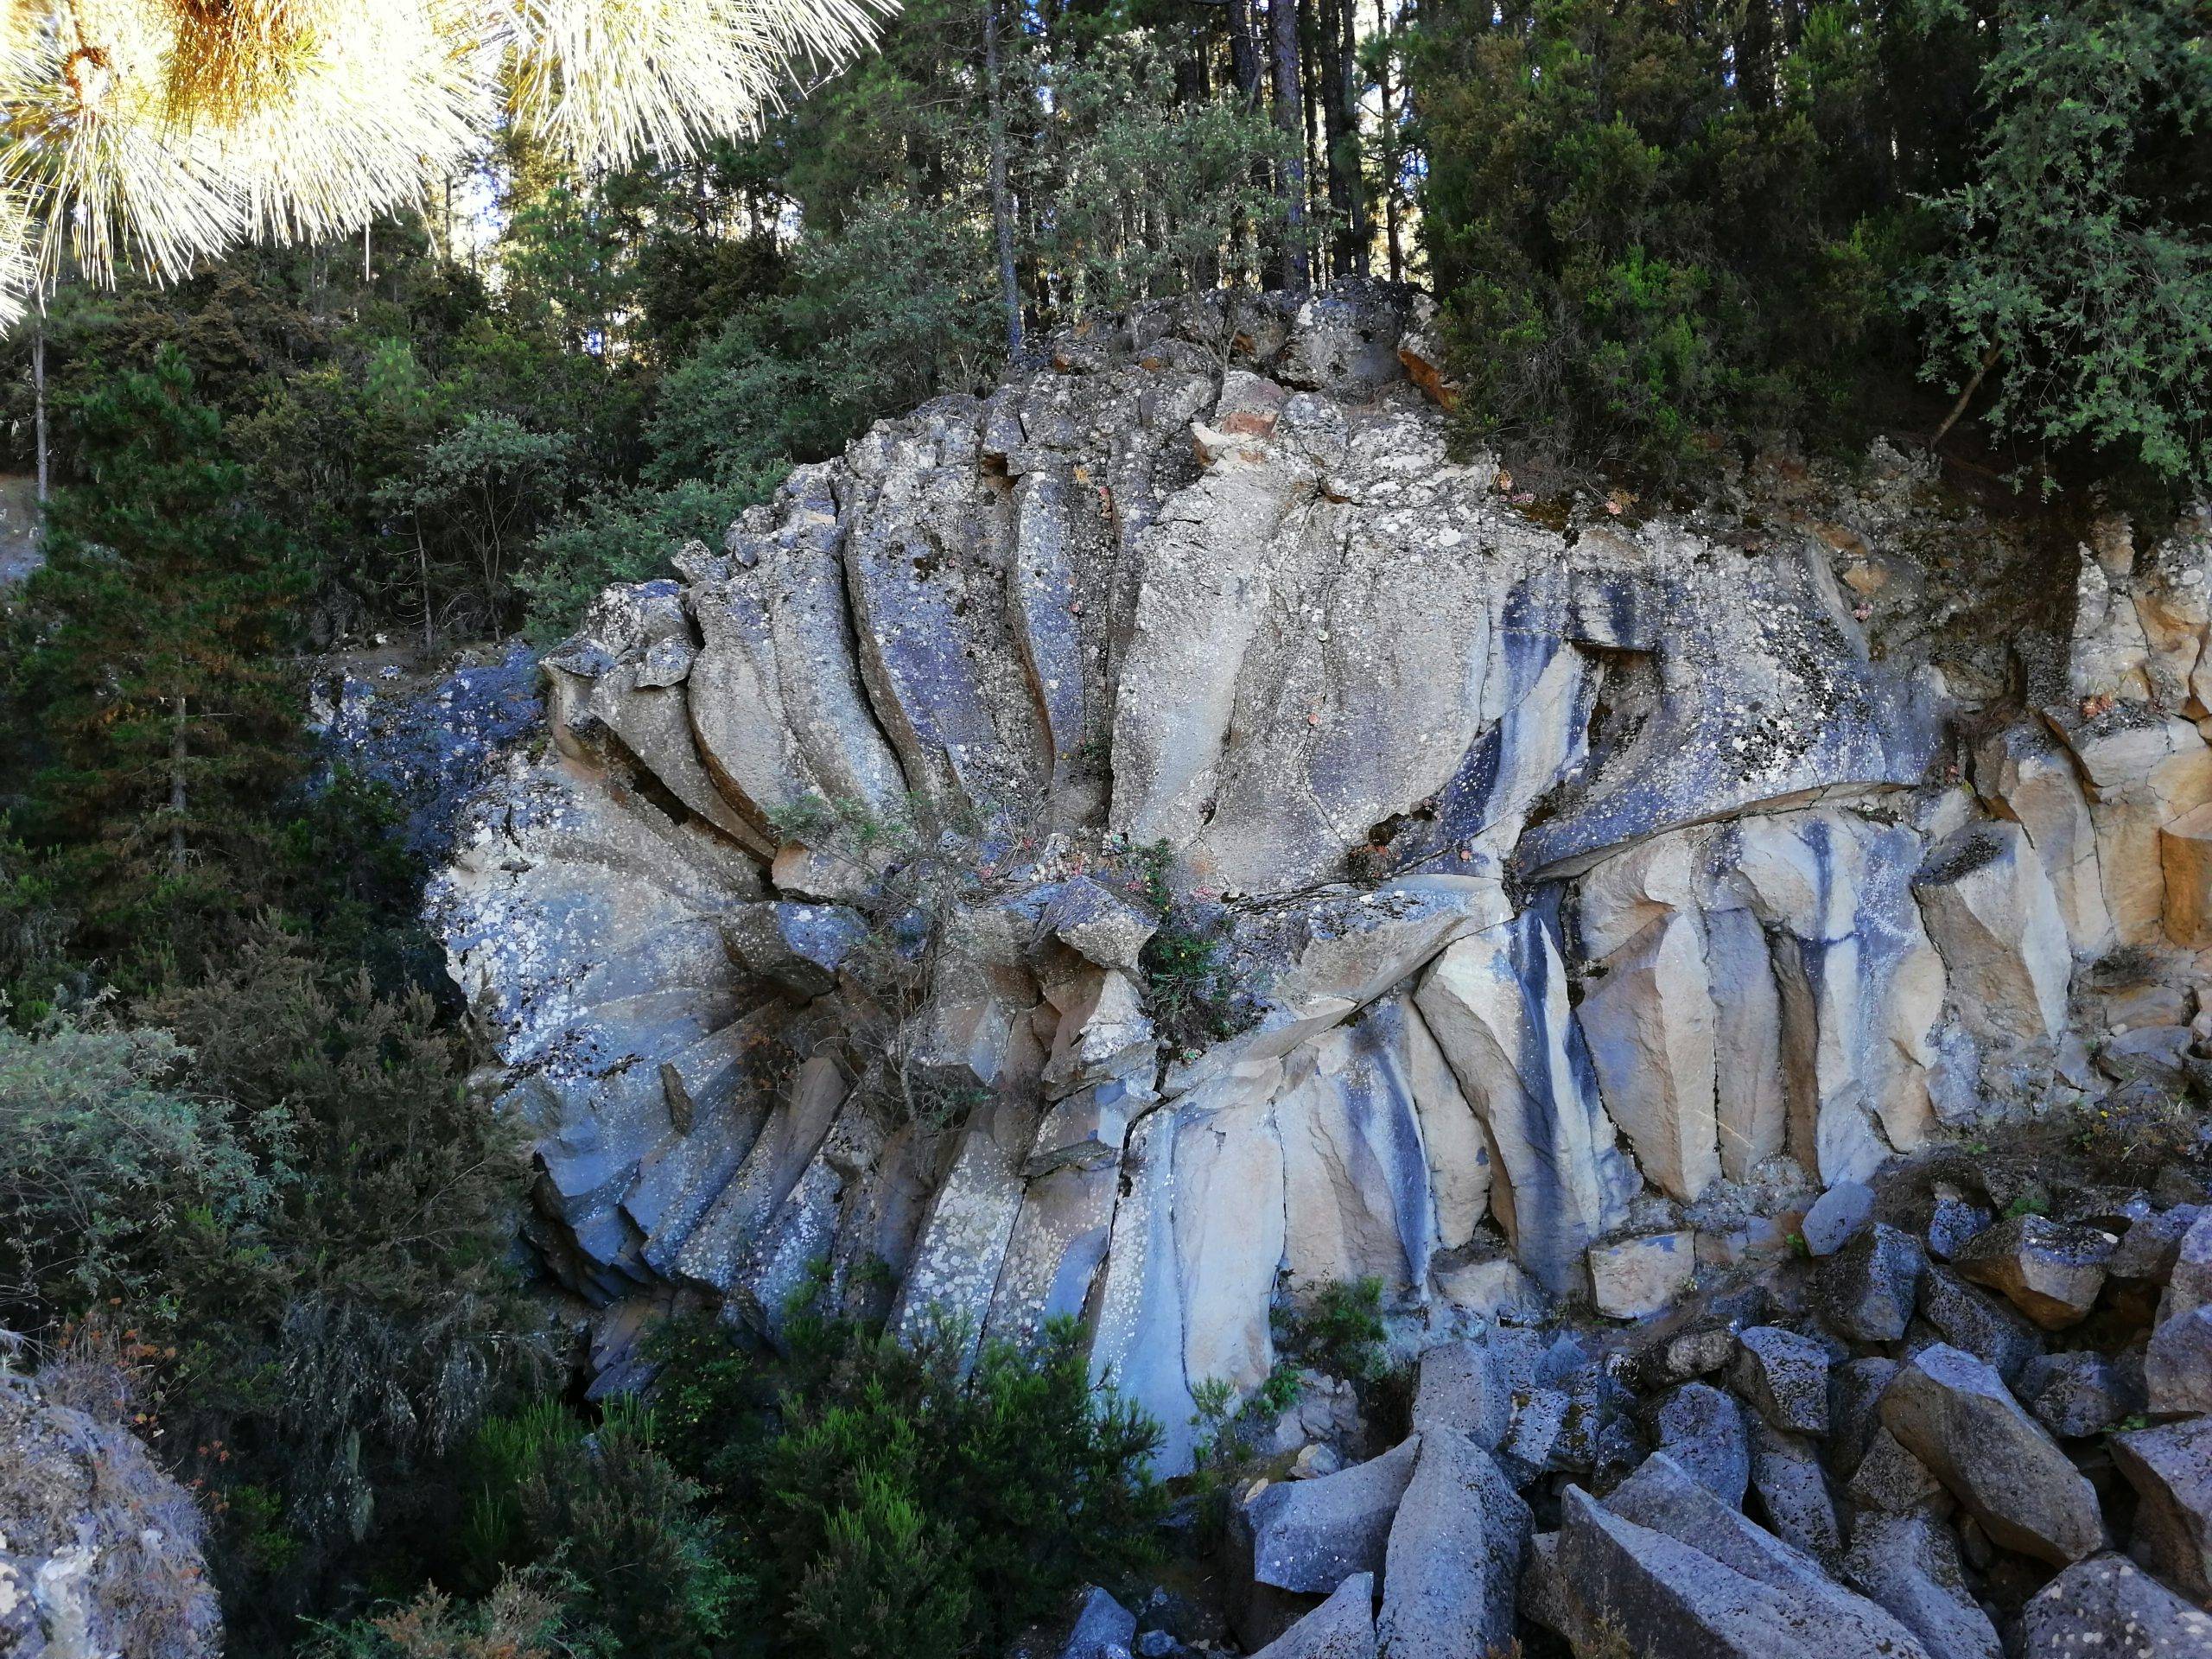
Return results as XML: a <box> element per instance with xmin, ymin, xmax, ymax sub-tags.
<box><xmin>1907</xmin><ymin>0</ymin><xmax>2212</xmax><ymax>493</ymax></box>
<box><xmin>454</xmin><ymin>1398</ymin><xmax>744</xmax><ymax>1656</ymax></box>
<box><xmin>646</xmin><ymin>1308</ymin><xmax>1166</xmax><ymax>1659</ymax></box>
<box><xmin>0</xmin><ymin>1018</ymin><xmax>276</xmax><ymax>1321</ymax></box>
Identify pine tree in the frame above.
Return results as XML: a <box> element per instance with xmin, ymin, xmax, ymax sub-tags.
<box><xmin>10</xmin><ymin>345</ymin><xmax>306</xmax><ymax>984</ymax></box>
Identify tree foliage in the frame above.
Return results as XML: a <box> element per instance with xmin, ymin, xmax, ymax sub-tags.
<box><xmin>1908</xmin><ymin>0</ymin><xmax>2212</xmax><ymax>492</ymax></box>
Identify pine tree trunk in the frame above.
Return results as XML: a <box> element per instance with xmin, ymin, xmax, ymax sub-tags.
<box><xmin>986</xmin><ymin>0</ymin><xmax>1024</xmax><ymax>359</ymax></box>
<box><xmin>1230</xmin><ymin>0</ymin><xmax>1262</xmax><ymax>106</ymax></box>
<box><xmin>32</xmin><ymin>325</ymin><xmax>47</xmax><ymax>504</ymax></box>
<box><xmin>1376</xmin><ymin>0</ymin><xmax>1403</xmax><ymax>282</ymax></box>
<box><xmin>1318</xmin><ymin>0</ymin><xmax>1358</xmax><ymax>276</ymax></box>
<box><xmin>1272</xmin><ymin>0</ymin><xmax>1309</xmax><ymax>290</ymax></box>
<box><xmin>168</xmin><ymin>695</ymin><xmax>188</xmax><ymax>876</ymax></box>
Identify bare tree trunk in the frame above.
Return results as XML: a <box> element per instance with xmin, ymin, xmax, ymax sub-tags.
<box><xmin>1375</xmin><ymin>0</ymin><xmax>1403</xmax><ymax>282</ymax></box>
<box><xmin>32</xmin><ymin>324</ymin><xmax>47</xmax><ymax>503</ymax></box>
<box><xmin>168</xmin><ymin>696</ymin><xmax>188</xmax><ymax>876</ymax></box>
<box><xmin>1229</xmin><ymin>0</ymin><xmax>1262</xmax><ymax>106</ymax></box>
<box><xmin>1931</xmin><ymin>345</ymin><xmax>2001</xmax><ymax>451</ymax></box>
<box><xmin>1740</xmin><ymin>0</ymin><xmax>1775</xmax><ymax>111</ymax></box>
<box><xmin>1340</xmin><ymin>0</ymin><xmax>1367</xmax><ymax>274</ymax></box>
<box><xmin>985</xmin><ymin>0</ymin><xmax>1024</xmax><ymax>359</ymax></box>
<box><xmin>1272</xmin><ymin>0</ymin><xmax>1309</xmax><ymax>290</ymax></box>
<box><xmin>1318</xmin><ymin>0</ymin><xmax>1357</xmax><ymax>276</ymax></box>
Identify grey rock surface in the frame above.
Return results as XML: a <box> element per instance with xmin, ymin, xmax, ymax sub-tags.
<box><xmin>1375</xmin><ymin>1434</ymin><xmax>1529</xmax><ymax>1659</ymax></box>
<box><xmin>1878</xmin><ymin>1343</ymin><xmax>2107</xmax><ymax>1567</ymax></box>
<box><xmin>0</xmin><ymin>1365</ymin><xmax>222</xmax><ymax>1659</ymax></box>
<box><xmin>2019</xmin><ymin>1554</ymin><xmax>2212</xmax><ymax>1659</ymax></box>
<box><xmin>423</xmin><ymin>285</ymin><xmax>2212</xmax><ymax>1503</ymax></box>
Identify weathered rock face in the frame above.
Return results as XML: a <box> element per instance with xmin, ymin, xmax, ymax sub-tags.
<box><xmin>433</xmin><ymin>284</ymin><xmax>2212</xmax><ymax>1467</ymax></box>
<box><xmin>0</xmin><ymin>1361</ymin><xmax>222</xmax><ymax>1659</ymax></box>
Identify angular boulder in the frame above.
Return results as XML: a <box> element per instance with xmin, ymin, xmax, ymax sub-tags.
<box><xmin>2112</xmin><ymin>1416</ymin><xmax>2212</xmax><ymax>1603</ymax></box>
<box><xmin>2019</xmin><ymin>1554</ymin><xmax>2212</xmax><ymax>1659</ymax></box>
<box><xmin>1235</xmin><ymin>1436</ymin><xmax>1423</xmax><ymax>1598</ymax></box>
<box><xmin>1950</xmin><ymin>1215</ymin><xmax>2116</xmax><ymax>1329</ymax></box>
<box><xmin>2018</xmin><ymin>1351</ymin><xmax>2145</xmax><ymax>1440</ymax></box>
<box><xmin>1819</xmin><ymin>1223</ymin><xmax>1925</xmax><ymax>1343</ymax></box>
<box><xmin>1589</xmin><ymin>1230</ymin><xmax>1695</xmax><ymax>1320</ymax></box>
<box><xmin>1408</xmin><ymin>1339</ymin><xmax>1510</xmax><ymax>1451</ymax></box>
<box><xmin>1842</xmin><ymin>1509</ymin><xmax>2001</xmax><ymax>1659</ymax></box>
<box><xmin>1549</xmin><ymin>1458</ymin><xmax>1934</xmax><ymax>1659</ymax></box>
<box><xmin>1732</xmin><ymin>1325</ymin><xmax>1830</xmax><ymax>1435</ymax></box>
<box><xmin>1878</xmin><ymin>1343</ymin><xmax>2107</xmax><ymax>1567</ymax></box>
<box><xmin>1376</xmin><ymin>1436</ymin><xmax>1530</xmax><ymax>1659</ymax></box>
<box><xmin>1249</xmin><ymin>1573</ymin><xmax>1376</xmax><ymax>1659</ymax></box>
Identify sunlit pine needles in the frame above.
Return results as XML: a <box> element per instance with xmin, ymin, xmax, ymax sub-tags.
<box><xmin>0</xmin><ymin>0</ymin><xmax>889</xmax><ymax>320</ymax></box>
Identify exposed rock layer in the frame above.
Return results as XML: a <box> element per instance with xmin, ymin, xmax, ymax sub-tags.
<box><xmin>434</xmin><ymin>283</ymin><xmax>2212</xmax><ymax>1469</ymax></box>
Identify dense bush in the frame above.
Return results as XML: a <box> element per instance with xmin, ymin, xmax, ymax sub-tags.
<box><xmin>1407</xmin><ymin>0</ymin><xmax>2212</xmax><ymax>495</ymax></box>
<box><xmin>647</xmin><ymin>1308</ymin><xmax>1166</xmax><ymax>1659</ymax></box>
<box><xmin>1907</xmin><ymin>0</ymin><xmax>2212</xmax><ymax>493</ymax></box>
<box><xmin>1405</xmin><ymin>0</ymin><xmax>1979</xmax><ymax>482</ymax></box>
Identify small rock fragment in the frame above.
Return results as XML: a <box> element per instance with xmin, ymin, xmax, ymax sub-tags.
<box><xmin>1590</xmin><ymin>1230</ymin><xmax>1695</xmax><ymax>1319</ymax></box>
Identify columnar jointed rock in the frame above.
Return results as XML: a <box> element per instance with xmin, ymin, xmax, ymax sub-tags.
<box><xmin>431</xmin><ymin>284</ymin><xmax>2212</xmax><ymax>1459</ymax></box>
<box><xmin>1878</xmin><ymin>1343</ymin><xmax>2108</xmax><ymax>1567</ymax></box>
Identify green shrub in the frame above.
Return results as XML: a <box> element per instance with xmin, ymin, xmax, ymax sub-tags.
<box><xmin>454</xmin><ymin>1398</ymin><xmax>744</xmax><ymax>1656</ymax></box>
<box><xmin>0</xmin><ymin>1017</ymin><xmax>277</xmax><ymax>1324</ymax></box>
<box><xmin>1278</xmin><ymin>1276</ymin><xmax>1389</xmax><ymax>1383</ymax></box>
<box><xmin>645</xmin><ymin>1308</ymin><xmax>1166</xmax><ymax>1659</ymax></box>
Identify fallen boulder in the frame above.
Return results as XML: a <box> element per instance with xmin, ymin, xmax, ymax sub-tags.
<box><xmin>1249</xmin><ymin>1573</ymin><xmax>1377</xmax><ymax>1659</ymax></box>
<box><xmin>2112</xmin><ymin>1416</ymin><xmax>2212</xmax><ymax>1604</ymax></box>
<box><xmin>1819</xmin><ymin>1223</ymin><xmax>1925</xmax><ymax>1343</ymax></box>
<box><xmin>1548</xmin><ymin>1459</ymin><xmax>1933</xmax><ymax>1659</ymax></box>
<box><xmin>1376</xmin><ymin>1435</ymin><xmax>1529</xmax><ymax>1659</ymax></box>
<box><xmin>1842</xmin><ymin>1509</ymin><xmax>2000</xmax><ymax>1659</ymax></box>
<box><xmin>1731</xmin><ymin>1325</ymin><xmax>1830</xmax><ymax>1435</ymax></box>
<box><xmin>2019</xmin><ymin>1554</ymin><xmax>2212</xmax><ymax>1659</ymax></box>
<box><xmin>1878</xmin><ymin>1343</ymin><xmax>2107</xmax><ymax>1566</ymax></box>
<box><xmin>1950</xmin><ymin>1215</ymin><xmax>2116</xmax><ymax>1329</ymax></box>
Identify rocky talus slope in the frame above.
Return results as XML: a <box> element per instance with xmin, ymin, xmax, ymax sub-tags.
<box><xmin>1077</xmin><ymin>1151</ymin><xmax>2212</xmax><ymax>1659</ymax></box>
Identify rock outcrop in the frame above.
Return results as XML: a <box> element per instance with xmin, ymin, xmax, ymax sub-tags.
<box><xmin>0</xmin><ymin>1357</ymin><xmax>221</xmax><ymax>1659</ymax></box>
<box><xmin>433</xmin><ymin>283</ymin><xmax>2212</xmax><ymax>1472</ymax></box>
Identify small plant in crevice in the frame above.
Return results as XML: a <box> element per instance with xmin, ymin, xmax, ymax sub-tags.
<box><xmin>1138</xmin><ymin>909</ymin><xmax>1249</xmax><ymax>1058</ymax></box>
<box><xmin>1184</xmin><ymin>1363</ymin><xmax>1306</xmax><ymax>1550</ymax></box>
<box><xmin>1274</xmin><ymin>1275</ymin><xmax>1389</xmax><ymax>1384</ymax></box>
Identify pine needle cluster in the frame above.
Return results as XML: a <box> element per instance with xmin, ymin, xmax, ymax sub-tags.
<box><xmin>0</xmin><ymin>0</ymin><xmax>884</xmax><ymax>315</ymax></box>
